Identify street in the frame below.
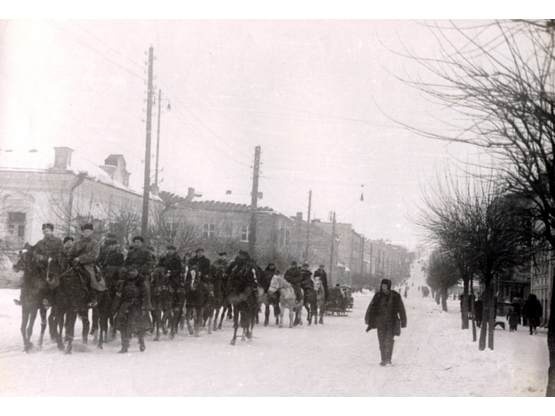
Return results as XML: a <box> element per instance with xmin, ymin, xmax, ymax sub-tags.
<box><xmin>0</xmin><ymin>267</ymin><xmax>547</xmax><ymax>396</ymax></box>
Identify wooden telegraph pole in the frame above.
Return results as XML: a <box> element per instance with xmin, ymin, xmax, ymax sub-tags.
<box><xmin>329</xmin><ymin>211</ymin><xmax>336</xmax><ymax>285</ymax></box>
<box><xmin>154</xmin><ymin>88</ymin><xmax>162</xmax><ymax>189</ymax></box>
<box><xmin>304</xmin><ymin>189</ymin><xmax>312</xmax><ymax>262</ymax></box>
<box><xmin>141</xmin><ymin>46</ymin><xmax>154</xmax><ymax>238</ymax></box>
<box><xmin>249</xmin><ymin>146</ymin><xmax>261</xmax><ymax>257</ymax></box>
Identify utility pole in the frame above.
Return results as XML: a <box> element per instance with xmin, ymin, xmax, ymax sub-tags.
<box><xmin>141</xmin><ymin>46</ymin><xmax>154</xmax><ymax>239</ymax></box>
<box><xmin>304</xmin><ymin>189</ymin><xmax>312</xmax><ymax>262</ymax></box>
<box><xmin>360</xmin><ymin>235</ymin><xmax>365</xmax><ymax>275</ymax></box>
<box><xmin>154</xmin><ymin>88</ymin><xmax>162</xmax><ymax>189</ymax></box>
<box><xmin>249</xmin><ymin>145</ymin><xmax>261</xmax><ymax>257</ymax></box>
<box><xmin>329</xmin><ymin>211</ymin><xmax>336</xmax><ymax>286</ymax></box>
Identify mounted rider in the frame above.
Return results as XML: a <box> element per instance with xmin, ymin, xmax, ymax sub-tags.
<box><xmin>70</xmin><ymin>223</ymin><xmax>106</xmax><ymax>306</ymax></box>
<box><xmin>284</xmin><ymin>261</ymin><xmax>303</xmax><ymax>303</ymax></box>
<box><xmin>313</xmin><ymin>264</ymin><xmax>329</xmax><ymax>300</ymax></box>
<box><xmin>97</xmin><ymin>233</ymin><xmax>125</xmax><ymax>298</ymax></box>
<box><xmin>32</xmin><ymin>223</ymin><xmax>64</xmax><ymax>306</ymax></box>
<box><xmin>300</xmin><ymin>263</ymin><xmax>314</xmax><ymax>294</ymax></box>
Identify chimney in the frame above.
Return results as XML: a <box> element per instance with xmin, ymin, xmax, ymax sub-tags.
<box><xmin>185</xmin><ymin>187</ymin><xmax>196</xmax><ymax>202</ymax></box>
<box><xmin>53</xmin><ymin>147</ymin><xmax>73</xmax><ymax>170</ymax></box>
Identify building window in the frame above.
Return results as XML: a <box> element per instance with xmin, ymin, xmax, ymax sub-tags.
<box><xmin>203</xmin><ymin>223</ymin><xmax>216</xmax><ymax>239</ymax></box>
<box><xmin>241</xmin><ymin>225</ymin><xmax>249</xmax><ymax>242</ymax></box>
<box><xmin>7</xmin><ymin>212</ymin><xmax>26</xmax><ymax>238</ymax></box>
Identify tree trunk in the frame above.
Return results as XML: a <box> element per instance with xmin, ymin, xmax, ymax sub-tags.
<box><xmin>471</xmin><ymin>293</ymin><xmax>477</xmax><ymax>342</ymax></box>
<box><xmin>546</xmin><ymin>269</ymin><xmax>555</xmax><ymax>396</ymax></box>
<box><xmin>479</xmin><ymin>280</ymin><xmax>494</xmax><ymax>351</ymax></box>
<box><xmin>441</xmin><ymin>287</ymin><xmax>448</xmax><ymax>312</ymax></box>
<box><xmin>461</xmin><ymin>278</ymin><xmax>469</xmax><ymax>329</ymax></box>
<box><xmin>487</xmin><ymin>286</ymin><xmax>495</xmax><ymax>350</ymax></box>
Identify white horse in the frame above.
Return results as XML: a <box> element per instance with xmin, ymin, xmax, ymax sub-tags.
<box><xmin>268</xmin><ymin>274</ymin><xmax>304</xmax><ymax>328</ymax></box>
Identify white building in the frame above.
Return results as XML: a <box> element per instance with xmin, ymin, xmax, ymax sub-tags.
<box><xmin>0</xmin><ymin>146</ymin><xmax>162</xmax><ymax>248</ymax></box>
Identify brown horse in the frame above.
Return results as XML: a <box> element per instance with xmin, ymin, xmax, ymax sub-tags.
<box><xmin>13</xmin><ymin>244</ymin><xmax>49</xmax><ymax>352</ymax></box>
<box><xmin>227</xmin><ymin>262</ymin><xmax>258</xmax><ymax>345</ymax></box>
<box><xmin>185</xmin><ymin>268</ymin><xmax>209</xmax><ymax>337</ymax></box>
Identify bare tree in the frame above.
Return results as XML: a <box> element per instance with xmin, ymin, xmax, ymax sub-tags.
<box><xmin>426</xmin><ymin>249</ymin><xmax>460</xmax><ymax>312</ymax></box>
<box><xmin>400</xmin><ymin>19</ymin><xmax>555</xmax><ymax>394</ymax></box>
<box><xmin>419</xmin><ymin>175</ymin><xmax>530</xmax><ymax>350</ymax></box>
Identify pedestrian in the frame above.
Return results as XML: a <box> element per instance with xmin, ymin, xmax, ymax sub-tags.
<box><xmin>365</xmin><ymin>278</ymin><xmax>407</xmax><ymax>366</ymax></box>
<box><xmin>125</xmin><ymin>236</ymin><xmax>154</xmax><ymax>311</ymax></box>
<box><xmin>506</xmin><ymin>305</ymin><xmax>519</xmax><ymax>332</ymax></box>
<box><xmin>113</xmin><ymin>266</ymin><xmax>151</xmax><ymax>353</ymax></box>
<box><xmin>523</xmin><ymin>293</ymin><xmax>543</xmax><ymax>335</ymax></box>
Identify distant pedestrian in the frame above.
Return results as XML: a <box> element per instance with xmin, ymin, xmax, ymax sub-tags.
<box><xmin>506</xmin><ymin>306</ymin><xmax>519</xmax><ymax>332</ymax></box>
<box><xmin>523</xmin><ymin>294</ymin><xmax>543</xmax><ymax>335</ymax></box>
<box><xmin>365</xmin><ymin>279</ymin><xmax>407</xmax><ymax>366</ymax></box>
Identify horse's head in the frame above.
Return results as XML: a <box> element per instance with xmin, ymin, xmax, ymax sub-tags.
<box><xmin>314</xmin><ymin>278</ymin><xmax>322</xmax><ymax>291</ymax></box>
<box><xmin>13</xmin><ymin>243</ymin><xmax>33</xmax><ymax>273</ymax></box>
<box><xmin>268</xmin><ymin>273</ymin><xmax>283</xmax><ymax>295</ymax></box>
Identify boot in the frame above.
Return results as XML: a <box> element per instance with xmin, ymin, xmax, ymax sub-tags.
<box><xmin>118</xmin><ymin>345</ymin><xmax>128</xmax><ymax>353</ymax></box>
<box><xmin>139</xmin><ymin>337</ymin><xmax>145</xmax><ymax>352</ymax></box>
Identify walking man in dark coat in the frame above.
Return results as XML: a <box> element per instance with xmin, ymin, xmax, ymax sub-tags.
<box><xmin>523</xmin><ymin>293</ymin><xmax>543</xmax><ymax>335</ymax></box>
<box><xmin>365</xmin><ymin>279</ymin><xmax>407</xmax><ymax>366</ymax></box>
<box><xmin>125</xmin><ymin>236</ymin><xmax>154</xmax><ymax>310</ymax></box>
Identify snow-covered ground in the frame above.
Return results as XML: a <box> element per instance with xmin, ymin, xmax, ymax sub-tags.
<box><xmin>0</xmin><ymin>268</ymin><xmax>548</xmax><ymax>395</ymax></box>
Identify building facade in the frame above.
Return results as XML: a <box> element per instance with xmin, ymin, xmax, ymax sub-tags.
<box><xmin>0</xmin><ymin>146</ymin><xmax>162</xmax><ymax>249</ymax></box>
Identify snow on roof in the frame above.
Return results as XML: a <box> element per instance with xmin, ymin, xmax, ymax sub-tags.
<box><xmin>0</xmin><ymin>147</ymin><xmax>161</xmax><ymax>201</ymax></box>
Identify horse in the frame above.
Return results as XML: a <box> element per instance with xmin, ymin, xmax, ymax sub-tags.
<box><xmin>267</xmin><ymin>274</ymin><xmax>304</xmax><ymax>328</ymax></box>
<box><xmin>150</xmin><ymin>267</ymin><xmax>174</xmax><ymax>341</ymax></box>
<box><xmin>313</xmin><ymin>278</ymin><xmax>326</xmax><ymax>324</ymax></box>
<box><xmin>210</xmin><ymin>267</ymin><xmax>228</xmax><ymax>331</ymax></box>
<box><xmin>255</xmin><ymin>269</ymin><xmax>281</xmax><ymax>327</ymax></box>
<box><xmin>184</xmin><ymin>268</ymin><xmax>209</xmax><ymax>337</ymax></box>
<box><xmin>13</xmin><ymin>244</ymin><xmax>49</xmax><ymax>352</ymax></box>
<box><xmin>227</xmin><ymin>263</ymin><xmax>258</xmax><ymax>345</ymax></box>
<box><xmin>303</xmin><ymin>283</ymin><xmax>318</xmax><ymax>326</ymax></box>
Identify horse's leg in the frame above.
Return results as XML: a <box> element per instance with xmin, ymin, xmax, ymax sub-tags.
<box><xmin>90</xmin><ymin>307</ymin><xmax>98</xmax><ymax>337</ymax></box>
<box><xmin>279</xmin><ymin>303</ymin><xmax>284</xmax><ymax>328</ymax></box>
<box><xmin>230</xmin><ymin>305</ymin><xmax>239</xmax><ymax>345</ymax></box>
<box><xmin>207</xmin><ymin>306</ymin><xmax>213</xmax><ymax>335</ymax></box>
<box><xmin>289</xmin><ymin>307</ymin><xmax>294</xmax><ymax>328</ymax></box>
<box><xmin>38</xmin><ymin>306</ymin><xmax>47</xmax><ymax>348</ymax></box>
<box><xmin>56</xmin><ymin>309</ymin><xmax>65</xmax><ymax>350</ymax></box>
<box><xmin>218</xmin><ymin>305</ymin><xmax>228</xmax><ymax>329</ymax></box>
<box><xmin>80</xmin><ymin>310</ymin><xmax>90</xmax><ymax>345</ymax></box>
<box><xmin>264</xmin><ymin>304</ymin><xmax>270</xmax><ymax>326</ymax></box>
<box><xmin>213</xmin><ymin>307</ymin><xmax>220</xmax><ymax>331</ymax></box>
<box><xmin>153</xmin><ymin>310</ymin><xmax>161</xmax><ymax>341</ymax></box>
<box><xmin>194</xmin><ymin>307</ymin><xmax>201</xmax><ymax>337</ymax></box>
<box><xmin>21</xmin><ymin>307</ymin><xmax>31</xmax><ymax>351</ymax></box>
<box><xmin>185</xmin><ymin>307</ymin><xmax>194</xmax><ymax>336</ymax></box>
<box><xmin>48</xmin><ymin>307</ymin><xmax>57</xmax><ymax>341</ymax></box>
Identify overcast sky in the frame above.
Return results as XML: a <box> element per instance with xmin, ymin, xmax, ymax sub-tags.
<box><xmin>0</xmin><ymin>20</ymin><xmax>482</xmax><ymax>249</ymax></box>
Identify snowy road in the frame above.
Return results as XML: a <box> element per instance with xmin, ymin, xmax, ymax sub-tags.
<box><xmin>0</xmin><ymin>286</ymin><xmax>548</xmax><ymax>396</ymax></box>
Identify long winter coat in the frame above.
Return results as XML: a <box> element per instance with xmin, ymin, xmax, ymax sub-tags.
<box><xmin>113</xmin><ymin>274</ymin><xmax>152</xmax><ymax>334</ymax></box>
<box><xmin>57</xmin><ymin>247</ymin><xmax>89</xmax><ymax>312</ymax></box>
<box><xmin>523</xmin><ymin>295</ymin><xmax>543</xmax><ymax>327</ymax></box>
<box><xmin>365</xmin><ymin>289</ymin><xmax>407</xmax><ymax>335</ymax></box>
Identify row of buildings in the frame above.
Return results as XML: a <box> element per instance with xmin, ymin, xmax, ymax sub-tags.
<box><xmin>0</xmin><ymin>146</ymin><xmax>412</xmax><ymax>288</ymax></box>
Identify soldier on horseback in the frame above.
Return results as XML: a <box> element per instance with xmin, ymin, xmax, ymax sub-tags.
<box><xmin>69</xmin><ymin>223</ymin><xmax>107</xmax><ymax>345</ymax></box>
<box><xmin>32</xmin><ymin>223</ymin><xmax>63</xmax><ymax>308</ymax></box>
<box><xmin>313</xmin><ymin>264</ymin><xmax>329</xmax><ymax>302</ymax></box>
<box><xmin>58</xmin><ymin>235</ymin><xmax>91</xmax><ymax>353</ymax></box>
<box><xmin>158</xmin><ymin>245</ymin><xmax>183</xmax><ymax>338</ymax></box>
<box><xmin>284</xmin><ymin>261</ymin><xmax>303</xmax><ymax>303</ymax></box>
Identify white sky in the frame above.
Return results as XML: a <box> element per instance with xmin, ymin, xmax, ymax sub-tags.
<box><xmin>0</xmin><ymin>20</ymin><xmax>485</xmax><ymax>249</ymax></box>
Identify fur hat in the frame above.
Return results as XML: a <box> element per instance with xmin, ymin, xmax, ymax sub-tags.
<box><xmin>132</xmin><ymin>236</ymin><xmax>144</xmax><ymax>243</ymax></box>
<box><xmin>81</xmin><ymin>223</ymin><xmax>94</xmax><ymax>231</ymax></box>
<box><xmin>42</xmin><ymin>223</ymin><xmax>54</xmax><ymax>231</ymax></box>
<box><xmin>63</xmin><ymin>236</ymin><xmax>74</xmax><ymax>244</ymax></box>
